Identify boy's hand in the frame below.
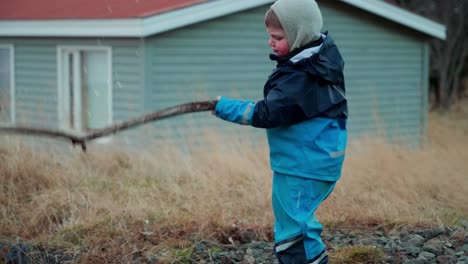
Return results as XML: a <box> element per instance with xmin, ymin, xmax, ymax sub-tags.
<box><xmin>212</xmin><ymin>96</ymin><xmax>222</xmax><ymax>115</ymax></box>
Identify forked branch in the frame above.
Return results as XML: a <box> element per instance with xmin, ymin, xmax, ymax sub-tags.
<box><xmin>0</xmin><ymin>100</ymin><xmax>217</xmax><ymax>151</ymax></box>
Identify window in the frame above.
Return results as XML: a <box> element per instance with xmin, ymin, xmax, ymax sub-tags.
<box><xmin>0</xmin><ymin>45</ymin><xmax>14</xmax><ymax>124</ymax></box>
<box><xmin>58</xmin><ymin>47</ymin><xmax>112</xmax><ymax>132</ymax></box>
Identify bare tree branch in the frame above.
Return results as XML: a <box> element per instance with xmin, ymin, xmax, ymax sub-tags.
<box><xmin>394</xmin><ymin>0</ymin><xmax>468</xmax><ymax>109</ymax></box>
<box><xmin>0</xmin><ymin>126</ymin><xmax>85</xmax><ymax>147</ymax></box>
<box><xmin>0</xmin><ymin>100</ymin><xmax>217</xmax><ymax>151</ymax></box>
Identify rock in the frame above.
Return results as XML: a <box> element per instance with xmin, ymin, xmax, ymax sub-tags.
<box><xmin>416</xmin><ymin>228</ymin><xmax>446</xmax><ymax>240</ymax></box>
<box><xmin>240</xmin><ymin>229</ymin><xmax>256</xmax><ymax>244</ymax></box>
<box><xmin>401</xmin><ymin>234</ymin><xmax>425</xmax><ymax>248</ymax></box>
<box><xmin>3</xmin><ymin>225</ymin><xmax>468</xmax><ymax>264</ymax></box>
<box><xmin>404</xmin><ymin>246</ymin><xmax>422</xmax><ymax>257</ymax></box>
<box><xmin>462</xmin><ymin>244</ymin><xmax>468</xmax><ymax>254</ymax></box>
<box><xmin>459</xmin><ymin>220</ymin><xmax>468</xmax><ymax>230</ymax></box>
<box><xmin>437</xmin><ymin>255</ymin><xmax>458</xmax><ymax>264</ymax></box>
<box><xmin>376</xmin><ymin>237</ymin><xmax>389</xmax><ymax>246</ymax></box>
<box><xmin>423</xmin><ymin>238</ymin><xmax>445</xmax><ymax>255</ymax></box>
<box><xmin>403</xmin><ymin>259</ymin><xmax>426</xmax><ymax>264</ymax></box>
<box><xmin>384</xmin><ymin>240</ymin><xmax>400</xmax><ymax>254</ymax></box>
<box><xmin>382</xmin><ymin>255</ymin><xmax>399</xmax><ymax>263</ymax></box>
<box><xmin>445</xmin><ymin>247</ymin><xmax>457</xmax><ymax>256</ymax></box>
<box><xmin>218</xmin><ymin>253</ymin><xmax>235</xmax><ymax>264</ymax></box>
<box><xmin>6</xmin><ymin>244</ymin><xmax>32</xmax><ymax>264</ymax></box>
<box><xmin>375</xmin><ymin>231</ymin><xmax>385</xmax><ymax>237</ymax></box>
<box><xmin>244</xmin><ymin>255</ymin><xmax>255</xmax><ymax>264</ymax></box>
<box><xmin>418</xmin><ymin>251</ymin><xmax>436</xmax><ymax>260</ymax></box>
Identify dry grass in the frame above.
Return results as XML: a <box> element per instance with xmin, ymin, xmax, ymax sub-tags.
<box><xmin>1</xmin><ymin>102</ymin><xmax>467</xmax><ymax>261</ymax></box>
<box><xmin>319</xmin><ymin>104</ymin><xmax>468</xmax><ymax>226</ymax></box>
<box><xmin>330</xmin><ymin>245</ymin><xmax>385</xmax><ymax>264</ymax></box>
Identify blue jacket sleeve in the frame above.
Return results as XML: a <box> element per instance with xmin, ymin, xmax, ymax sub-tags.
<box><xmin>214</xmin><ymin>97</ymin><xmax>256</xmax><ymax>125</ymax></box>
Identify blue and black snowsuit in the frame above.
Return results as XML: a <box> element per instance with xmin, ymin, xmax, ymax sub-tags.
<box><xmin>214</xmin><ymin>33</ymin><xmax>347</xmax><ymax>263</ymax></box>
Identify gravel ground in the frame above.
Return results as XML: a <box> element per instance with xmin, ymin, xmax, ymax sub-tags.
<box><xmin>188</xmin><ymin>225</ymin><xmax>468</xmax><ymax>264</ymax></box>
<box><xmin>2</xmin><ymin>224</ymin><xmax>467</xmax><ymax>263</ymax></box>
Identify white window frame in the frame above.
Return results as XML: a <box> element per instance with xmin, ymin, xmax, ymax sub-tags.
<box><xmin>0</xmin><ymin>44</ymin><xmax>15</xmax><ymax>125</ymax></box>
<box><xmin>56</xmin><ymin>45</ymin><xmax>113</xmax><ymax>133</ymax></box>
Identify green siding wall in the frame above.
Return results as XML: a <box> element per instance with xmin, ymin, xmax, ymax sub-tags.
<box><xmin>146</xmin><ymin>3</ymin><xmax>429</xmax><ymax>144</ymax></box>
<box><xmin>0</xmin><ymin>37</ymin><xmax>145</xmax><ymax>129</ymax></box>
<box><xmin>14</xmin><ymin>42</ymin><xmax>57</xmax><ymax>127</ymax></box>
<box><xmin>110</xmin><ymin>39</ymin><xmax>146</xmax><ymax>121</ymax></box>
<box><xmin>321</xmin><ymin>1</ymin><xmax>428</xmax><ymax>143</ymax></box>
<box><xmin>0</xmin><ymin>1</ymin><xmax>430</xmax><ymax>146</ymax></box>
<box><xmin>146</xmin><ymin>7</ymin><xmax>274</xmax><ymax>140</ymax></box>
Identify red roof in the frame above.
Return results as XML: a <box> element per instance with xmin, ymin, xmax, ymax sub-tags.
<box><xmin>0</xmin><ymin>0</ymin><xmax>209</xmax><ymax>20</ymax></box>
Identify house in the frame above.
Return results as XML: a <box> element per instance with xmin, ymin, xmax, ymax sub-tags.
<box><xmin>0</xmin><ymin>0</ymin><xmax>446</xmax><ymax>146</ymax></box>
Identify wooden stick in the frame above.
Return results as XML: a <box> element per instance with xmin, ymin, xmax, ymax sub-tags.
<box><xmin>83</xmin><ymin>100</ymin><xmax>217</xmax><ymax>141</ymax></box>
<box><xmin>0</xmin><ymin>126</ymin><xmax>85</xmax><ymax>145</ymax></box>
<box><xmin>0</xmin><ymin>100</ymin><xmax>217</xmax><ymax>151</ymax></box>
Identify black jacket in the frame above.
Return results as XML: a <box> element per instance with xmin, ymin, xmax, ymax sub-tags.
<box><xmin>251</xmin><ymin>33</ymin><xmax>348</xmax><ymax>128</ymax></box>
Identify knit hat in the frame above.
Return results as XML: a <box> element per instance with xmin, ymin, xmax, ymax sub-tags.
<box><xmin>270</xmin><ymin>0</ymin><xmax>323</xmax><ymax>51</ymax></box>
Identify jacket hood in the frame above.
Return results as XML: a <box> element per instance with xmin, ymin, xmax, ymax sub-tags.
<box><xmin>296</xmin><ymin>34</ymin><xmax>344</xmax><ymax>84</ymax></box>
<box><xmin>270</xmin><ymin>0</ymin><xmax>323</xmax><ymax>51</ymax></box>
<box><xmin>271</xmin><ymin>33</ymin><xmax>345</xmax><ymax>84</ymax></box>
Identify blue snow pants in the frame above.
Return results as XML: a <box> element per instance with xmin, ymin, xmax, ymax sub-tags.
<box><xmin>272</xmin><ymin>171</ymin><xmax>336</xmax><ymax>263</ymax></box>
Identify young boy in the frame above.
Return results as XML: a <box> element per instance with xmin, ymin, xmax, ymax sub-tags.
<box><xmin>213</xmin><ymin>0</ymin><xmax>347</xmax><ymax>263</ymax></box>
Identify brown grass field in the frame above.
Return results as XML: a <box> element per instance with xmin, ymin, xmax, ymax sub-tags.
<box><xmin>1</xmin><ymin>101</ymin><xmax>467</xmax><ymax>262</ymax></box>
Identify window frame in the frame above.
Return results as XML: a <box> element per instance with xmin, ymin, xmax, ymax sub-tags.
<box><xmin>56</xmin><ymin>45</ymin><xmax>113</xmax><ymax>133</ymax></box>
<box><xmin>0</xmin><ymin>44</ymin><xmax>15</xmax><ymax>125</ymax></box>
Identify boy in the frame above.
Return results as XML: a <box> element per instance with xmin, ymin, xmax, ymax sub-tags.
<box><xmin>213</xmin><ymin>0</ymin><xmax>347</xmax><ymax>263</ymax></box>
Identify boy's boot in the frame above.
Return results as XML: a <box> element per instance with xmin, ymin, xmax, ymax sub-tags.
<box><xmin>274</xmin><ymin>240</ymin><xmax>308</xmax><ymax>264</ymax></box>
<box><xmin>308</xmin><ymin>250</ymin><xmax>328</xmax><ymax>264</ymax></box>
<box><xmin>275</xmin><ymin>241</ymin><xmax>329</xmax><ymax>264</ymax></box>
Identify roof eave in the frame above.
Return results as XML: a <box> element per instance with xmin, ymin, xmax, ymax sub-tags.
<box><xmin>0</xmin><ymin>0</ymin><xmax>275</xmax><ymax>38</ymax></box>
<box><xmin>0</xmin><ymin>0</ymin><xmax>446</xmax><ymax>40</ymax></box>
<box><xmin>340</xmin><ymin>0</ymin><xmax>446</xmax><ymax>40</ymax></box>
<box><xmin>141</xmin><ymin>0</ymin><xmax>274</xmax><ymax>37</ymax></box>
<box><xmin>0</xmin><ymin>19</ymin><xmax>144</xmax><ymax>37</ymax></box>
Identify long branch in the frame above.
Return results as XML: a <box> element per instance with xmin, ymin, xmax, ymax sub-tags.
<box><xmin>83</xmin><ymin>100</ymin><xmax>217</xmax><ymax>141</ymax></box>
<box><xmin>0</xmin><ymin>127</ymin><xmax>84</xmax><ymax>144</ymax></box>
<box><xmin>0</xmin><ymin>100</ymin><xmax>217</xmax><ymax>151</ymax></box>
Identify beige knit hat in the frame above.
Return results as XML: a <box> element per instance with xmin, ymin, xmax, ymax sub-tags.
<box><xmin>270</xmin><ymin>0</ymin><xmax>323</xmax><ymax>51</ymax></box>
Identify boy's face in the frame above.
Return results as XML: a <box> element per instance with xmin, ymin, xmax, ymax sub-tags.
<box><xmin>267</xmin><ymin>26</ymin><xmax>289</xmax><ymax>57</ymax></box>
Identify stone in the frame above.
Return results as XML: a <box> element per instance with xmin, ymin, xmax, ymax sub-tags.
<box><xmin>416</xmin><ymin>228</ymin><xmax>446</xmax><ymax>240</ymax></box>
<box><xmin>436</xmin><ymin>255</ymin><xmax>458</xmax><ymax>264</ymax></box>
<box><xmin>376</xmin><ymin>237</ymin><xmax>389</xmax><ymax>246</ymax></box>
<box><xmin>418</xmin><ymin>251</ymin><xmax>436</xmax><ymax>260</ymax></box>
<box><xmin>384</xmin><ymin>240</ymin><xmax>399</xmax><ymax>254</ymax></box>
<box><xmin>423</xmin><ymin>238</ymin><xmax>445</xmax><ymax>255</ymax></box>
<box><xmin>382</xmin><ymin>255</ymin><xmax>398</xmax><ymax>263</ymax></box>
<box><xmin>240</xmin><ymin>230</ymin><xmax>256</xmax><ymax>244</ymax></box>
<box><xmin>404</xmin><ymin>246</ymin><xmax>422</xmax><ymax>257</ymax></box>
<box><xmin>401</xmin><ymin>234</ymin><xmax>425</xmax><ymax>248</ymax></box>
<box><xmin>445</xmin><ymin>247</ymin><xmax>457</xmax><ymax>256</ymax></box>
<box><xmin>244</xmin><ymin>255</ymin><xmax>255</xmax><ymax>264</ymax></box>
<box><xmin>403</xmin><ymin>259</ymin><xmax>426</xmax><ymax>264</ymax></box>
